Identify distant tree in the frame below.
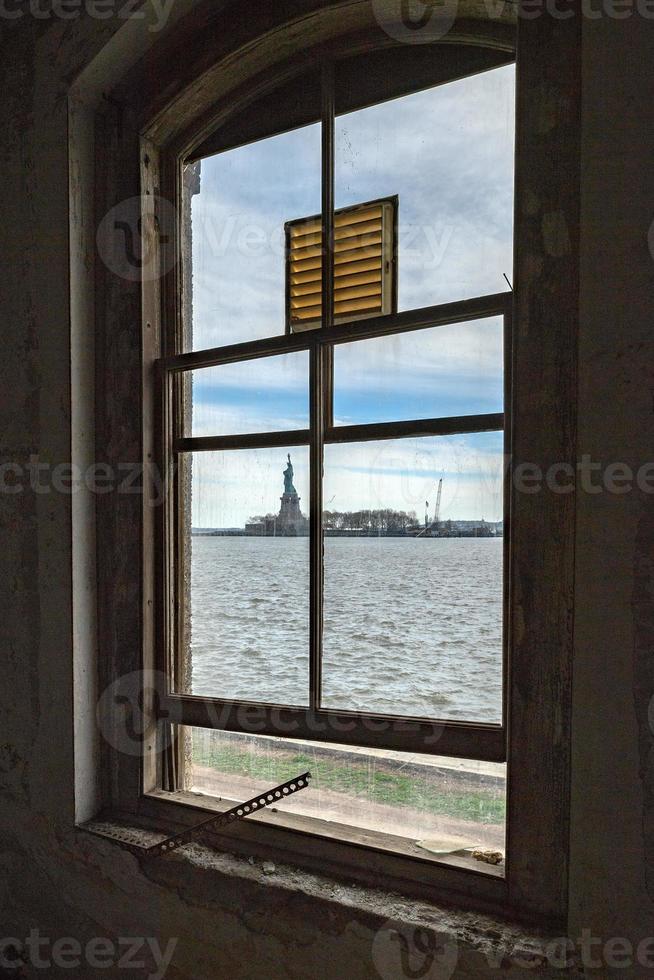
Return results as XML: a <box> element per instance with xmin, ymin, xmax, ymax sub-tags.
<box><xmin>321</xmin><ymin>507</ymin><xmax>419</xmax><ymax>532</ymax></box>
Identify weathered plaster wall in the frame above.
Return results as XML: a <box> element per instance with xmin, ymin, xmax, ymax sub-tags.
<box><xmin>0</xmin><ymin>4</ymin><xmax>652</xmax><ymax>978</ymax></box>
<box><xmin>568</xmin><ymin>10</ymin><xmax>654</xmax><ymax>973</ymax></box>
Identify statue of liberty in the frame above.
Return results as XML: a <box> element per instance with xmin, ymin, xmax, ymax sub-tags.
<box><xmin>283</xmin><ymin>453</ymin><xmax>297</xmax><ymax>495</ymax></box>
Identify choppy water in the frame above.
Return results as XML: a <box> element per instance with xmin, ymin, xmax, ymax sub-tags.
<box><xmin>189</xmin><ymin>536</ymin><xmax>503</xmax><ymax>723</ymax></box>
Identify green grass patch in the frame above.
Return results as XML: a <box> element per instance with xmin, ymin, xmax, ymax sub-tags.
<box><xmin>193</xmin><ymin>741</ymin><xmax>505</xmax><ymax>825</ymax></box>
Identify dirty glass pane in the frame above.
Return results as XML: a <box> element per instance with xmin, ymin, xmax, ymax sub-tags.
<box><xmin>186</xmin><ymin>122</ymin><xmax>321</xmax><ymax>350</ymax></box>
<box><xmin>186</xmin><ymin>727</ymin><xmax>506</xmax><ymax>869</ymax></box>
<box><xmin>322</xmin><ymin>434</ymin><xmax>504</xmax><ymax>723</ymax></box>
<box><xmin>333</xmin><ymin>317</ymin><xmax>503</xmax><ymax>426</ymax></box>
<box><xmin>184</xmin><ymin>350</ymin><xmax>309</xmax><ymax>437</ymax></box>
<box><xmin>335</xmin><ymin>64</ymin><xmax>515</xmax><ymax>311</ymax></box>
<box><xmin>178</xmin><ymin>448</ymin><xmax>310</xmax><ymax>705</ymax></box>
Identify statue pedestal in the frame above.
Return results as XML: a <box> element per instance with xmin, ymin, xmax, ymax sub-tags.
<box><xmin>277</xmin><ymin>492</ymin><xmax>308</xmax><ymax>535</ymax></box>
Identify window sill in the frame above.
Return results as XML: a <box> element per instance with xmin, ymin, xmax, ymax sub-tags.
<box><xmin>146</xmin><ymin>787</ymin><xmax>505</xmax><ymax>879</ymax></box>
<box><xmin>79</xmin><ymin>813</ymin><xmax>570</xmax><ymax>975</ymax></box>
<box><xmin>82</xmin><ymin>788</ymin><xmax>515</xmax><ymax>923</ymax></box>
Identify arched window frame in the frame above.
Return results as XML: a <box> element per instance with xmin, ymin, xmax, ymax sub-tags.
<box><xmin>95</xmin><ymin>1</ymin><xmax>581</xmax><ymax>926</ymax></box>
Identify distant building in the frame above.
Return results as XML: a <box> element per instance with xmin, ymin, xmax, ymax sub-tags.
<box><xmin>439</xmin><ymin>519</ymin><xmax>501</xmax><ymax>537</ymax></box>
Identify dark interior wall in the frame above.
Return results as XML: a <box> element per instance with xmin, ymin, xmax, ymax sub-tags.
<box><xmin>570</xmin><ymin>9</ymin><xmax>654</xmax><ymax>962</ymax></box>
<box><xmin>0</xmin><ymin>5</ymin><xmax>652</xmax><ymax>978</ymax></box>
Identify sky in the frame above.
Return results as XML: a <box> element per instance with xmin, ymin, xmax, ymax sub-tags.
<box><xmin>188</xmin><ymin>64</ymin><xmax>515</xmax><ymax>528</ymax></box>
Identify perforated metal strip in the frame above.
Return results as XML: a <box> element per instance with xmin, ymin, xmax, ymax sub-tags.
<box><xmin>140</xmin><ymin>771</ymin><xmax>311</xmax><ymax>858</ymax></box>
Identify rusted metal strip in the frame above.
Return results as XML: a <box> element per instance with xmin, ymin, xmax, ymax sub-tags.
<box><xmin>100</xmin><ymin>772</ymin><xmax>311</xmax><ymax>857</ymax></box>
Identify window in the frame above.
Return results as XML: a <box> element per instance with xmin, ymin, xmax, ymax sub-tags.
<box><xmin>100</xmin><ymin>7</ymin><xmax>579</xmax><ymax>923</ymax></box>
<box><xmin>159</xmin><ymin>52</ymin><xmax>514</xmax><ymax>874</ymax></box>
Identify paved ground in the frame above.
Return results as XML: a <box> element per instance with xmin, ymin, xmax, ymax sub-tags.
<box><xmin>267</xmin><ymin>736</ymin><xmax>506</xmax><ymax>779</ymax></box>
<box><xmin>192</xmin><ymin>759</ymin><xmax>506</xmax><ymax>853</ymax></box>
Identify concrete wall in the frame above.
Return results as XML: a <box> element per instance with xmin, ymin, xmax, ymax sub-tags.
<box><xmin>568</xmin><ymin>8</ymin><xmax>654</xmax><ymax>969</ymax></box>
<box><xmin>0</xmin><ymin>4</ymin><xmax>652</xmax><ymax>978</ymax></box>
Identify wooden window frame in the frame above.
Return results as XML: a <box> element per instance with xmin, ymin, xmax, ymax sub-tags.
<box><xmin>95</xmin><ymin>2</ymin><xmax>580</xmax><ymax>930</ymax></box>
<box><xmin>165</xmin><ymin>293</ymin><xmax>510</xmax><ymax>758</ymax></box>
<box><xmin>164</xmin><ymin>61</ymin><xmax>509</xmax><ymax>757</ymax></box>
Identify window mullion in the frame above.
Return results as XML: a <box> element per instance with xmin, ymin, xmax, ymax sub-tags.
<box><xmin>324</xmin><ymin>414</ymin><xmax>505</xmax><ymax>445</ymax></box>
<box><xmin>161</xmin><ymin>293</ymin><xmax>509</xmax><ymax>374</ymax></box>
<box><xmin>321</xmin><ymin>61</ymin><xmax>335</xmax><ymax>431</ymax></box>
<box><xmin>321</xmin><ymin>60</ymin><xmax>335</xmax><ymax>334</ymax></box>
<box><xmin>175</xmin><ymin>430</ymin><xmax>310</xmax><ymax>453</ymax></box>
<box><xmin>309</xmin><ymin>345</ymin><xmax>324</xmax><ymax>712</ymax></box>
<box><xmin>307</xmin><ymin>63</ymin><xmax>335</xmax><ymax>712</ymax></box>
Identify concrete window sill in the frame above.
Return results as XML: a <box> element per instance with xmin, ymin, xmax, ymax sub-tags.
<box><xmin>80</xmin><ymin>818</ymin><xmax>579</xmax><ymax>978</ymax></box>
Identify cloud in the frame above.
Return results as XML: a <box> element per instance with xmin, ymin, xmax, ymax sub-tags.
<box><xmin>332</xmin><ymin>316</ymin><xmax>503</xmax><ymax>418</ymax></box>
<box><xmin>190</xmin><ymin>352</ymin><xmax>309</xmax><ymax>436</ymax></box>
<box><xmin>189</xmin><ymin>315</ymin><xmax>503</xmax><ymax>435</ymax></box>
<box><xmin>186</xmin><ymin>63</ymin><xmax>514</xmax><ymax>526</ymax></box>
<box><xmin>189</xmin><ymin>63</ymin><xmax>515</xmax><ymax>348</ymax></box>
<box><xmin>334</xmin><ymin>63</ymin><xmax>515</xmax><ymax>308</ymax></box>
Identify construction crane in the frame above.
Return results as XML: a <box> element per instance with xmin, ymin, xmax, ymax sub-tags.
<box><xmin>433</xmin><ymin>478</ymin><xmax>443</xmax><ymax>528</ymax></box>
<box><xmin>415</xmin><ymin>479</ymin><xmax>443</xmax><ymax>536</ymax></box>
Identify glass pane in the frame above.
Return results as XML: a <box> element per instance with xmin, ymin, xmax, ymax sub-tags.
<box><xmin>335</xmin><ymin>64</ymin><xmax>515</xmax><ymax>310</ymax></box>
<box><xmin>322</xmin><ymin>434</ymin><xmax>504</xmax><ymax>723</ymax></box>
<box><xmin>179</xmin><ymin>448</ymin><xmax>309</xmax><ymax>704</ymax></box>
<box><xmin>186</xmin><ymin>727</ymin><xmax>506</xmax><ymax>866</ymax></box>
<box><xmin>185</xmin><ymin>350</ymin><xmax>309</xmax><ymax>437</ymax></box>
<box><xmin>186</xmin><ymin>122</ymin><xmax>321</xmax><ymax>350</ymax></box>
<box><xmin>333</xmin><ymin>317</ymin><xmax>503</xmax><ymax>426</ymax></box>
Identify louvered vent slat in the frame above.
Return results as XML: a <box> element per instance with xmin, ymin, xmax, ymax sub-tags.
<box><xmin>286</xmin><ymin>198</ymin><xmax>396</xmax><ymax>331</ymax></box>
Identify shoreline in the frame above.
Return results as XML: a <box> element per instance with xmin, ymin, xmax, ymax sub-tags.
<box><xmin>192</xmin><ymin>529</ymin><xmax>503</xmax><ymax>538</ymax></box>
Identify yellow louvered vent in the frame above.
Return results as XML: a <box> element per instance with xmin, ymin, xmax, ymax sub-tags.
<box><xmin>286</xmin><ymin>198</ymin><xmax>397</xmax><ymax>332</ymax></box>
